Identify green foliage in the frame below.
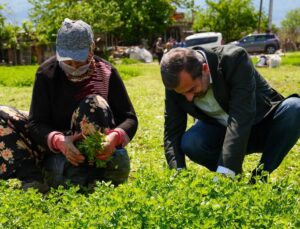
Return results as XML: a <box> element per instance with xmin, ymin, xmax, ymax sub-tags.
<box><xmin>0</xmin><ymin>170</ymin><xmax>300</xmax><ymax>227</ymax></box>
<box><xmin>28</xmin><ymin>0</ymin><xmax>122</xmax><ymax>44</ymax></box>
<box><xmin>76</xmin><ymin>131</ymin><xmax>110</xmax><ymax>168</ymax></box>
<box><xmin>0</xmin><ymin>4</ymin><xmax>5</xmax><ymax>27</ymax></box>
<box><xmin>112</xmin><ymin>0</ymin><xmax>175</xmax><ymax>45</ymax></box>
<box><xmin>193</xmin><ymin>0</ymin><xmax>263</xmax><ymax>42</ymax></box>
<box><xmin>0</xmin><ymin>3</ymin><xmax>22</xmax><ymax>49</ymax></box>
<box><xmin>0</xmin><ymin>23</ymin><xmax>20</xmax><ymax>49</ymax></box>
<box><xmin>21</xmin><ymin>20</ymin><xmax>39</xmax><ymax>44</ymax></box>
<box><xmin>27</xmin><ymin>0</ymin><xmax>180</xmax><ymax>45</ymax></box>
<box><xmin>281</xmin><ymin>8</ymin><xmax>300</xmax><ymax>42</ymax></box>
<box><xmin>0</xmin><ymin>59</ymin><xmax>299</xmax><ymax>227</ymax></box>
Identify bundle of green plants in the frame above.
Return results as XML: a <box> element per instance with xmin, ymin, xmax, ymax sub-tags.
<box><xmin>76</xmin><ymin>131</ymin><xmax>111</xmax><ymax>168</ymax></box>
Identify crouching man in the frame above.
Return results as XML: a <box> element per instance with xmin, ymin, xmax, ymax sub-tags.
<box><xmin>160</xmin><ymin>46</ymin><xmax>300</xmax><ymax>182</ymax></box>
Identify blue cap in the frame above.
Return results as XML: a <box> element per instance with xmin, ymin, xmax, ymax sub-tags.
<box><xmin>56</xmin><ymin>18</ymin><xmax>94</xmax><ymax>62</ymax></box>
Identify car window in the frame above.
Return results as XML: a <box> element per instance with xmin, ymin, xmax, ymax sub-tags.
<box><xmin>266</xmin><ymin>34</ymin><xmax>275</xmax><ymax>39</ymax></box>
<box><xmin>255</xmin><ymin>35</ymin><xmax>267</xmax><ymax>42</ymax></box>
<box><xmin>186</xmin><ymin>36</ymin><xmax>218</xmax><ymax>47</ymax></box>
<box><xmin>241</xmin><ymin>36</ymin><xmax>255</xmax><ymax>43</ymax></box>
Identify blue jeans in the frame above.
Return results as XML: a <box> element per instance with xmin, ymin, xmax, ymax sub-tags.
<box><xmin>181</xmin><ymin>97</ymin><xmax>300</xmax><ymax>173</ymax></box>
<box><xmin>43</xmin><ymin>148</ymin><xmax>130</xmax><ymax>187</ymax></box>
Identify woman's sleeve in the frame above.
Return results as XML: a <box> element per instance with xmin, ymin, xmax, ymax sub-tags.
<box><xmin>107</xmin><ymin>67</ymin><xmax>138</xmax><ymax>144</ymax></box>
<box><xmin>28</xmin><ymin>71</ymin><xmax>55</xmax><ymax>150</ymax></box>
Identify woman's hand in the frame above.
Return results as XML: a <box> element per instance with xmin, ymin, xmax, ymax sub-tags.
<box><xmin>63</xmin><ymin>134</ymin><xmax>86</xmax><ymax>166</ymax></box>
<box><xmin>53</xmin><ymin>133</ymin><xmax>85</xmax><ymax>166</ymax></box>
<box><xmin>96</xmin><ymin>131</ymin><xmax>119</xmax><ymax>160</ymax></box>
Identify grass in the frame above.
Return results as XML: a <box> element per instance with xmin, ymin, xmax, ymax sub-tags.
<box><xmin>0</xmin><ymin>65</ymin><xmax>38</xmax><ymax>87</ymax></box>
<box><xmin>0</xmin><ymin>87</ymin><xmax>33</xmax><ymax>110</ymax></box>
<box><xmin>0</xmin><ymin>63</ymin><xmax>143</xmax><ymax>87</ymax></box>
<box><xmin>281</xmin><ymin>52</ymin><xmax>300</xmax><ymax>66</ymax></box>
<box><xmin>0</xmin><ymin>54</ymin><xmax>299</xmax><ymax>228</ymax></box>
<box><xmin>258</xmin><ymin>65</ymin><xmax>300</xmax><ymax>97</ymax></box>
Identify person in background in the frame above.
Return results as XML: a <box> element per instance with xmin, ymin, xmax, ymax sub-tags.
<box><xmin>154</xmin><ymin>37</ymin><xmax>164</xmax><ymax>64</ymax></box>
<box><xmin>160</xmin><ymin>47</ymin><xmax>300</xmax><ymax>183</ymax></box>
<box><xmin>168</xmin><ymin>38</ymin><xmax>177</xmax><ymax>48</ymax></box>
<box><xmin>164</xmin><ymin>42</ymin><xmax>173</xmax><ymax>54</ymax></box>
<box><xmin>176</xmin><ymin>38</ymin><xmax>186</xmax><ymax>48</ymax></box>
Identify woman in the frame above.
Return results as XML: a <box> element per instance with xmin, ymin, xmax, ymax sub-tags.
<box><xmin>1</xmin><ymin>18</ymin><xmax>138</xmax><ymax>189</ymax></box>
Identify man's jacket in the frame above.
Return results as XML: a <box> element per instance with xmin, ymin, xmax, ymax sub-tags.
<box><xmin>164</xmin><ymin>45</ymin><xmax>285</xmax><ymax>174</ymax></box>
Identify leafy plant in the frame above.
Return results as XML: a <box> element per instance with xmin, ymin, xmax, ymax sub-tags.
<box><xmin>76</xmin><ymin>131</ymin><xmax>111</xmax><ymax>168</ymax></box>
<box><xmin>0</xmin><ymin>59</ymin><xmax>299</xmax><ymax>228</ymax></box>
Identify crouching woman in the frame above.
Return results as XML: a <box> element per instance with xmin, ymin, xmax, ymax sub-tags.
<box><xmin>28</xmin><ymin>18</ymin><xmax>138</xmax><ymax>187</ymax></box>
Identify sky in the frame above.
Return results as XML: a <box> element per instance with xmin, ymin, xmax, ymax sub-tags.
<box><xmin>1</xmin><ymin>0</ymin><xmax>300</xmax><ymax>27</ymax></box>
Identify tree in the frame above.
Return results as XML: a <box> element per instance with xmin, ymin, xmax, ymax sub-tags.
<box><xmin>281</xmin><ymin>8</ymin><xmax>300</xmax><ymax>45</ymax></box>
<box><xmin>0</xmin><ymin>4</ymin><xmax>5</xmax><ymax>27</ymax></box>
<box><xmin>28</xmin><ymin>0</ymin><xmax>180</xmax><ymax>46</ymax></box>
<box><xmin>112</xmin><ymin>0</ymin><xmax>176</xmax><ymax>45</ymax></box>
<box><xmin>0</xmin><ymin>4</ymin><xmax>19</xmax><ymax>53</ymax></box>
<box><xmin>192</xmin><ymin>0</ymin><xmax>260</xmax><ymax>42</ymax></box>
<box><xmin>28</xmin><ymin>0</ymin><xmax>123</xmax><ymax>44</ymax></box>
<box><xmin>0</xmin><ymin>23</ymin><xmax>20</xmax><ymax>64</ymax></box>
<box><xmin>172</xmin><ymin>0</ymin><xmax>202</xmax><ymax>22</ymax></box>
<box><xmin>1</xmin><ymin>4</ymin><xmax>16</xmax><ymax>64</ymax></box>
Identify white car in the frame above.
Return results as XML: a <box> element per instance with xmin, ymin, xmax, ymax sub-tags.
<box><xmin>185</xmin><ymin>32</ymin><xmax>223</xmax><ymax>49</ymax></box>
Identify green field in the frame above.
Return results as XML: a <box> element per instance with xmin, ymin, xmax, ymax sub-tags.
<box><xmin>0</xmin><ymin>53</ymin><xmax>299</xmax><ymax>228</ymax></box>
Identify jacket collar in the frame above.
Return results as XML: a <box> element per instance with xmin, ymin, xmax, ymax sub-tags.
<box><xmin>195</xmin><ymin>47</ymin><xmax>229</xmax><ymax>112</ymax></box>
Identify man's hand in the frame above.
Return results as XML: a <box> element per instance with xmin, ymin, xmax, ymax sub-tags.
<box><xmin>96</xmin><ymin>131</ymin><xmax>119</xmax><ymax>161</ymax></box>
<box><xmin>53</xmin><ymin>133</ymin><xmax>85</xmax><ymax>166</ymax></box>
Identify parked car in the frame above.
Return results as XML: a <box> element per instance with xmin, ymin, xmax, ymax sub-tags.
<box><xmin>230</xmin><ymin>33</ymin><xmax>281</xmax><ymax>54</ymax></box>
<box><xmin>185</xmin><ymin>32</ymin><xmax>223</xmax><ymax>49</ymax></box>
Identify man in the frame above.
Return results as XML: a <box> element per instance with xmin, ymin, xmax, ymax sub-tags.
<box><xmin>160</xmin><ymin>46</ymin><xmax>300</xmax><ymax>181</ymax></box>
<box><xmin>155</xmin><ymin>37</ymin><xmax>164</xmax><ymax>64</ymax></box>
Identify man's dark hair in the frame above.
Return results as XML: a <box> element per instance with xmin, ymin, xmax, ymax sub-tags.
<box><xmin>160</xmin><ymin>48</ymin><xmax>205</xmax><ymax>89</ymax></box>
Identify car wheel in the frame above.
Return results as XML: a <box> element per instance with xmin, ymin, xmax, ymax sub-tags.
<box><xmin>266</xmin><ymin>45</ymin><xmax>276</xmax><ymax>54</ymax></box>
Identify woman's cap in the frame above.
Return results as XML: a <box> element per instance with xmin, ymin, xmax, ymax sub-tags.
<box><xmin>56</xmin><ymin>18</ymin><xmax>94</xmax><ymax>62</ymax></box>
